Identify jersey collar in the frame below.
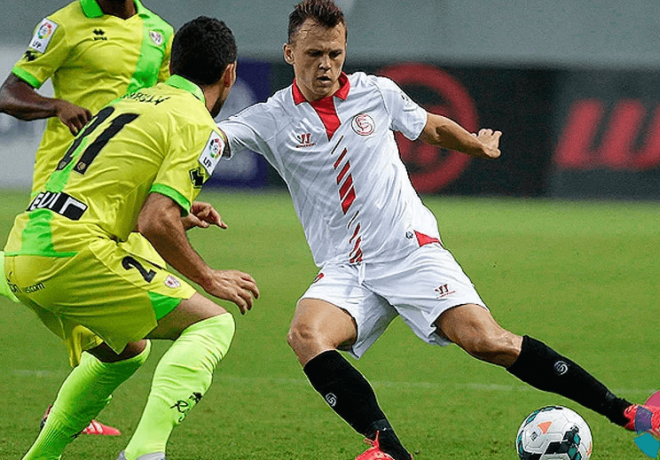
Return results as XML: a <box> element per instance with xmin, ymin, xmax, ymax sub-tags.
<box><xmin>165</xmin><ymin>75</ymin><xmax>206</xmax><ymax>104</ymax></box>
<box><xmin>80</xmin><ymin>0</ymin><xmax>148</xmax><ymax>19</ymax></box>
<box><xmin>292</xmin><ymin>72</ymin><xmax>350</xmax><ymax>105</ymax></box>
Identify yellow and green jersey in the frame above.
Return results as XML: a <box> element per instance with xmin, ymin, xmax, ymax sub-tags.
<box><xmin>12</xmin><ymin>0</ymin><xmax>173</xmax><ymax>193</ymax></box>
<box><xmin>5</xmin><ymin>75</ymin><xmax>225</xmax><ymax>257</ymax></box>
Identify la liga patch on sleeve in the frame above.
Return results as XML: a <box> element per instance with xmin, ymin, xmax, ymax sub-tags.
<box><xmin>29</xmin><ymin>18</ymin><xmax>58</xmax><ymax>53</ymax></box>
<box><xmin>198</xmin><ymin>130</ymin><xmax>224</xmax><ymax>176</ymax></box>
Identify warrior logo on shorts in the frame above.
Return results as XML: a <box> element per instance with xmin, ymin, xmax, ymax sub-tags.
<box><xmin>165</xmin><ymin>275</ymin><xmax>181</xmax><ymax>289</ymax></box>
<box><xmin>351</xmin><ymin>113</ymin><xmax>375</xmax><ymax>136</ymax></box>
<box><xmin>434</xmin><ymin>283</ymin><xmax>456</xmax><ymax>299</ymax></box>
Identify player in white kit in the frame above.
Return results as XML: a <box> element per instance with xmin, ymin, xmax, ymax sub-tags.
<box><xmin>217</xmin><ymin>1</ymin><xmax>660</xmax><ymax>459</ymax></box>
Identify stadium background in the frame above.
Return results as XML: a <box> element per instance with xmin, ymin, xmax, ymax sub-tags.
<box><xmin>0</xmin><ymin>2</ymin><xmax>659</xmax><ymax>459</ymax></box>
<box><xmin>1</xmin><ymin>0</ymin><xmax>660</xmax><ymax>198</ymax></box>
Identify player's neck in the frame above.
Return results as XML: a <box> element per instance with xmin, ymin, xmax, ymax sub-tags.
<box><xmin>97</xmin><ymin>0</ymin><xmax>137</xmax><ymax>19</ymax></box>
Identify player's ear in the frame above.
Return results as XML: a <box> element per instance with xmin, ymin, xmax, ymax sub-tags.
<box><xmin>223</xmin><ymin>62</ymin><xmax>237</xmax><ymax>88</ymax></box>
<box><xmin>283</xmin><ymin>43</ymin><xmax>294</xmax><ymax>65</ymax></box>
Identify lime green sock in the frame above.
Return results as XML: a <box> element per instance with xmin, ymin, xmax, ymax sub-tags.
<box><xmin>22</xmin><ymin>342</ymin><xmax>151</xmax><ymax>460</ymax></box>
<box><xmin>1</xmin><ymin>252</ymin><xmax>19</xmax><ymax>302</ymax></box>
<box><xmin>124</xmin><ymin>314</ymin><xmax>235</xmax><ymax>460</ymax></box>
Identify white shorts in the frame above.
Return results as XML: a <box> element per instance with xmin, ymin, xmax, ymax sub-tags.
<box><xmin>301</xmin><ymin>244</ymin><xmax>487</xmax><ymax>358</ymax></box>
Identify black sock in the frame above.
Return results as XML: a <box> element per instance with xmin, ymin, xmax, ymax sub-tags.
<box><xmin>303</xmin><ymin>350</ymin><xmax>410</xmax><ymax>460</ymax></box>
<box><xmin>508</xmin><ymin>335</ymin><xmax>631</xmax><ymax>426</ymax></box>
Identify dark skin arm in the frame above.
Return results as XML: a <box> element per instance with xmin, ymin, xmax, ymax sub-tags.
<box><xmin>0</xmin><ymin>73</ymin><xmax>92</xmax><ymax>135</ymax></box>
<box><xmin>138</xmin><ymin>192</ymin><xmax>259</xmax><ymax>314</ymax></box>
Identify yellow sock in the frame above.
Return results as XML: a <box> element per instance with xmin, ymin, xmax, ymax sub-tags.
<box><xmin>124</xmin><ymin>314</ymin><xmax>235</xmax><ymax>460</ymax></box>
<box><xmin>23</xmin><ymin>342</ymin><xmax>151</xmax><ymax>460</ymax></box>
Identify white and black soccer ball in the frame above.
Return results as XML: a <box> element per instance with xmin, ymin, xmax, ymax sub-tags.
<box><xmin>516</xmin><ymin>406</ymin><xmax>593</xmax><ymax>460</ymax></box>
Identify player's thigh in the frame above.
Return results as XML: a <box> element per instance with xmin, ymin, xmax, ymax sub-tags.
<box><xmin>5</xmin><ymin>255</ymin><xmax>103</xmax><ymax>366</ymax></box>
<box><xmin>119</xmin><ymin>231</ymin><xmax>166</xmax><ymax>268</ymax></box>
<box><xmin>298</xmin><ymin>264</ymin><xmax>396</xmax><ymax>359</ymax></box>
<box><xmin>148</xmin><ymin>291</ymin><xmax>228</xmax><ymax>340</ymax></box>
<box><xmin>369</xmin><ymin>244</ymin><xmax>488</xmax><ymax>347</ymax></box>
<box><xmin>12</xmin><ymin>240</ymin><xmax>195</xmax><ymax>355</ymax></box>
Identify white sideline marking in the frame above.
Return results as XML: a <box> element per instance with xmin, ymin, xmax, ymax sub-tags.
<box><xmin>9</xmin><ymin>370</ymin><xmax>655</xmax><ymax>396</ymax></box>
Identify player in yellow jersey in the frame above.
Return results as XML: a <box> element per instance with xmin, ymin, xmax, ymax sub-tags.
<box><xmin>0</xmin><ymin>0</ymin><xmax>173</xmax><ymax>434</ymax></box>
<box><xmin>5</xmin><ymin>16</ymin><xmax>258</xmax><ymax>460</ymax></box>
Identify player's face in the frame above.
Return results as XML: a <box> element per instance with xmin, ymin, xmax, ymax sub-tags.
<box><xmin>284</xmin><ymin>19</ymin><xmax>347</xmax><ymax>101</ymax></box>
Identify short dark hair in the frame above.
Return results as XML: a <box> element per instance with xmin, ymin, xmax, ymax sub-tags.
<box><xmin>171</xmin><ymin>16</ymin><xmax>237</xmax><ymax>86</ymax></box>
<box><xmin>288</xmin><ymin>0</ymin><xmax>346</xmax><ymax>44</ymax></box>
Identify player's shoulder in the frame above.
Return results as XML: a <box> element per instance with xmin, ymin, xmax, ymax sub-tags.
<box><xmin>46</xmin><ymin>0</ymin><xmax>87</xmax><ymax>26</ymax></box>
<box><xmin>347</xmin><ymin>71</ymin><xmax>399</xmax><ymax>94</ymax></box>
<box><xmin>136</xmin><ymin>1</ymin><xmax>174</xmax><ymax>33</ymax></box>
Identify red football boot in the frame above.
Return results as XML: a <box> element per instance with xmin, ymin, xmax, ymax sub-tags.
<box><xmin>41</xmin><ymin>405</ymin><xmax>121</xmax><ymax>436</ymax></box>
<box><xmin>355</xmin><ymin>432</ymin><xmax>413</xmax><ymax>460</ymax></box>
<box><xmin>624</xmin><ymin>404</ymin><xmax>660</xmax><ymax>436</ymax></box>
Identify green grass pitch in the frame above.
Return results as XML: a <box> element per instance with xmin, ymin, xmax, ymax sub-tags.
<box><xmin>0</xmin><ymin>189</ymin><xmax>657</xmax><ymax>459</ymax></box>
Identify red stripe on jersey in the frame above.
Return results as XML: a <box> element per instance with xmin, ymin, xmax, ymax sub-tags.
<box><xmin>349</xmin><ymin>248</ymin><xmax>363</xmax><ymax>264</ymax></box>
<box><xmin>349</xmin><ymin>223</ymin><xmax>361</xmax><ymax>243</ymax></box>
<box><xmin>341</xmin><ymin>187</ymin><xmax>356</xmax><ymax>214</ymax></box>
<box><xmin>291</xmin><ymin>73</ymin><xmax>350</xmax><ymax>140</ymax></box>
<box><xmin>414</xmin><ymin>231</ymin><xmax>442</xmax><ymax>247</ymax></box>
<box><xmin>339</xmin><ymin>175</ymin><xmax>353</xmax><ymax>199</ymax></box>
<box><xmin>337</xmin><ymin>161</ymin><xmax>350</xmax><ymax>184</ymax></box>
<box><xmin>334</xmin><ymin>148</ymin><xmax>347</xmax><ymax>169</ymax></box>
<box><xmin>310</xmin><ymin>97</ymin><xmax>341</xmax><ymax>139</ymax></box>
<box><xmin>351</xmin><ymin>237</ymin><xmax>362</xmax><ymax>254</ymax></box>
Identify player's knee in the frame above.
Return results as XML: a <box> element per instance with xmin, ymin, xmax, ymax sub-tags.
<box><xmin>460</xmin><ymin>329</ymin><xmax>519</xmax><ymax>364</ymax></box>
<box><xmin>286</xmin><ymin>321</ymin><xmax>318</xmax><ymax>354</ymax></box>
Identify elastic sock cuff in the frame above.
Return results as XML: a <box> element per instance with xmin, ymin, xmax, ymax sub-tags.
<box><xmin>303</xmin><ymin>350</ymin><xmax>350</xmax><ymax>377</ymax></box>
<box><xmin>81</xmin><ymin>340</ymin><xmax>152</xmax><ymax>373</ymax></box>
<box><xmin>183</xmin><ymin>313</ymin><xmax>236</xmax><ymax>358</ymax></box>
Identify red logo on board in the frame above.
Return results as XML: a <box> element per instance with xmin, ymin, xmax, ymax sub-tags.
<box><xmin>556</xmin><ymin>99</ymin><xmax>660</xmax><ymax>171</ymax></box>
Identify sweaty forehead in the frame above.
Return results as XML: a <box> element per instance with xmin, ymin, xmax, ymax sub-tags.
<box><xmin>293</xmin><ymin>19</ymin><xmax>346</xmax><ymax>46</ymax></box>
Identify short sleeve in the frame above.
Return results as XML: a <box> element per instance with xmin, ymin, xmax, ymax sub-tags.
<box><xmin>150</xmin><ymin>125</ymin><xmax>222</xmax><ymax>215</ymax></box>
<box><xmin>12</xmin><ymin>17</ymin><xmax>70</xmax><ymax>89</ymax></box>
<box><xmin>217</xmin><ymin>103</ymin><xmax>275</xmax><ymax>159</ymax></box>
<box><xmin>375</xmin><ymin>76</ymin><xmax>427</xmax><ymax>141</ymax></box>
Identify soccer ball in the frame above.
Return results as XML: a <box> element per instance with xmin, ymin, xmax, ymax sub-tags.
<box><xmin>516</xmin><ymin>406</ymin><xmax>593</xmax><ymax>460</ymax></box>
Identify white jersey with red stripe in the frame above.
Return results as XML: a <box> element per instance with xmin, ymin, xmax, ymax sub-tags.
<box><xmin>219</xmin><ymin>71</ymin><xmax>441</xmax><ymax>267</ymax></box>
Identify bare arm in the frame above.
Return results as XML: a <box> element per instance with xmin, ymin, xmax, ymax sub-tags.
<box><xmin>0</xmin><ymin>73</ymin><xmax>92</xmax><ymax>135</ymax></box>
<box><xmin>418</xmin><ymin>112</ymin><xmax>502</xmax><ymax>159</ymax></box>
<box><xmin>181</xmin><ymin>201</ymin><xmax>228</xmax><ymax>230</ymax></box>
<box><xmin>138</xmin><ymin>192</ymin><xmax>259</xmax><ymax>314</ymax></box>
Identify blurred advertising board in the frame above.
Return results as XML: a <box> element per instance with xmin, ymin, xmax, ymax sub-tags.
<box><xmin>550</xmin><ymin>70</ymin><xmax>660</xmax><ymax>199</ymax></box>
<box><xmin>2</xmin><ymin>48</ymin><xmax>659</xmax><ymax>199</ymax></box>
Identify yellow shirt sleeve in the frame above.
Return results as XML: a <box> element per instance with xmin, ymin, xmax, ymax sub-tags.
<box><xmin>150</xmin><ymin>125</ymin><xmax>219</xmax><ymax>215</ymax></box>
<box><xmin>12</xmin><ymin>17</ymin><xmax>70</xmax><ymax>89</ymax></box>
